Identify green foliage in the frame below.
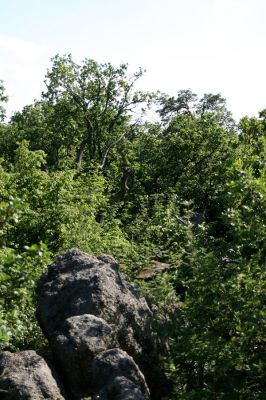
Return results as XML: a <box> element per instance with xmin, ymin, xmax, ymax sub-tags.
<box><xmin>168</xmin><ymin>245</ymin><xmax>265</xmax><ymax>399</ymax></box>
<box><xmin>141</xmin><ymin>131</ymin><xmax>266</xmax><ymax>398</ymax></box>
<box><xmin>0</xmin><ymin>244</ymin><xmax>50</xmax><ymax>351</ymax></box>
<box><xmin>0</xmin><ymin>61</ymin><xmax>265</xmax><ymax>398</ymax></box>
<box><xmin>155</xmin><ymin>91</ymin><xmax>237</xmax><ymax>210</ymax></box>
<box><xmin>11</xmin><ymin>55</ymin><xmax>151</xmax><ymax>170</ymax></box>
<box><xmin>0</xmin><ymin>140</ymin><xmax>133</xmax><ymax>351</ymax></box>
<box><xmin>142</xmin><ymin>217</ymin><xmax>265</xmax><ymax>399</ymax></box>
<box><xmin>0</xmin><ymin>80</ymin><xmax>8</xmax><ymax>122</ymax></box>
<box><xmin>0</xmin><ymin>140</ymin><xmax>132</xmax><ymax>258</ymax></box>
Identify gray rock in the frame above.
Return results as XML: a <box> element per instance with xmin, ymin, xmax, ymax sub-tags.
<box><xmin>37</xmin><ymin>250</ymin><xmax>150</xmax><ymax>342</ymax></box>
<box><xmin>36</xmin><ymin>249</ymin><xmax>167</xmax><ymax>399</ymax></box>
<box><xmin>52</xmin><ymin>314</ymin><xmax>117</xmax><ymax>399</ymax></box>
<box><xmin>0</xmin><ymin>350</ymin><xmax>66</xmax><ymax>400</ymax></box>
<box><xmin>91</xmin><ymin>349</ymin><xmax>150</xmax><ymax>400</ymax></box>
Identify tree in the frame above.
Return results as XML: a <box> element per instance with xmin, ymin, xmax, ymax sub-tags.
<box><xmin>39</xmin><ymin>55</ymin><xmax>150</xmax><ymax>169</ymax></box>
<box><xmin>152</xmin><ymin>91</ymin><xmax>237</xmax><ymax>212</ymax></box>
<box><xmin>158</xmin><ymin>89</ymin><xmax>198</xmax><ymax>122</ymax></box>
<box><xmin>142</xmin><ymin>129</ymin><xmax>266</xmax><ymax>399</ymax></box>
<box><xmin>158</xmin><ymin>90</ymin><xmax>234</xmax><ymax>129</ymax></box>
<box><xmin>0</xmin><ymin>80</ymin><xmax>8</xmax><ymax>122</ymax></box>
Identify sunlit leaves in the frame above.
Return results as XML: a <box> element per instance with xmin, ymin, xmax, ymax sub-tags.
<box><xmin>0</xmin><ymin>244</ymin><xmax>50</xmax><ymax>351</ymax></box>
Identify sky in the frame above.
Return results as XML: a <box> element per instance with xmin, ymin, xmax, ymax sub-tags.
<box><xmin>0</xmin><ymin>0</ymin><xmax>266</xmax><ymax>121</ymax></box>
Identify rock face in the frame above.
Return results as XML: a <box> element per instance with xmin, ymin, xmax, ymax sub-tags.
<box><xmin>36</xmin><ymin>249</ymin><xmax>167</xmax><ymax>399</ymax></box>
<box><xmin>91</xmin><ymin>349</ymin><xmax>150</xmax><ymax>400</ymax></box>
<box><xmin>51</xmin><ymin>314</ymin><xmax>118</xmax><ymax>398</ymax></box>
<box><xmin>0</xmin><ymin>350</ymin><xmax>66</xmax><ymax>400</ymax></box>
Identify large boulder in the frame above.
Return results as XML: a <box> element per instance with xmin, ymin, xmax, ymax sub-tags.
<box><xmin>36</xmin><ymin>249</ymin><xmax>167</xmax><ymax>399</ymax></box>
<box><xmin>91</xmin><ymin>349</ymin><xmax>150</xmax><ymax>400</ymax></box>
<box><xmin>0</xmin><ymin>350</ymin><xmax>66</xmax><ymax>400</ymax></box>
<box><xmin>52</xmin><ymin>314</ymin><xmax>118</xmax><ymax>398</ymax></box>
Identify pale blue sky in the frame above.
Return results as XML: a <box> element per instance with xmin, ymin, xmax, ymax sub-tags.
<box><xmin>1</xmin><ymin>0</ymin><xmax>266</xmax><ymax>120</ymax></box>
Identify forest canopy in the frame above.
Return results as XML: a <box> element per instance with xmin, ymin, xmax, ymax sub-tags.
<box><xmin>0</xmin><ymin>56</ymin><xmax>265</xmax><ymax>399</ymax></box>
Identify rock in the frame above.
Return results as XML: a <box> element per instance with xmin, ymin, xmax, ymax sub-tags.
<box><xmin>36</xmin><ymin>249</ymin><xmax>167</xmax><ymax>399</ymax></box>
<box><xmin>0</xmin><ymin>350</ymin><xmax>66</xmax><ymax>400</ymax></box>
<box><xmin>91</xmin><ymin>349</ymin><xmax>150</xmax><ymax>400</ymax></box>
<box><xmin>107</xmin><ymin>377</ymin><xmax>147</xmax><ymax>400</ymax></box>
<box><xmin>52</xmin><ymin>314</ymin><xmax>117</xmax><ymax>399</ymax></box>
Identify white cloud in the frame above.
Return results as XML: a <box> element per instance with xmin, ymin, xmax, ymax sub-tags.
<box><xmin>0</xmin><ymin>34</ymin><xmax>52</xmax><ymax>117</ymax></box>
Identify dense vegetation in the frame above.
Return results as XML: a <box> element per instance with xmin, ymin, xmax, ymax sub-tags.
<box><xmin>0</xmin><ymin>56</ymin><xmax>265</xmax><ymax>399</ymax></box>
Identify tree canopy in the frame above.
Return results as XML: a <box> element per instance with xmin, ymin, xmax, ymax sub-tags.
<box><xmin>0</xmin><ymin>55</ymin><xmax>265</xmax><ymax>399</ymax></box>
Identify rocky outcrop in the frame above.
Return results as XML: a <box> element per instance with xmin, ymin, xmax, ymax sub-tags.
<box><xmin>36</xmin><ymin>249</ymin><xmax>167</xmax><ymax>399</ymax></box>
<box><xmin>0</xmin><ymin>249</ymin><xmax>168</xmax><ymax>400</ymax></box>
<box><xmin>0</xmin><ymin>350</ymin><xmax>66</xmax><ymax>400</ymax></box>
